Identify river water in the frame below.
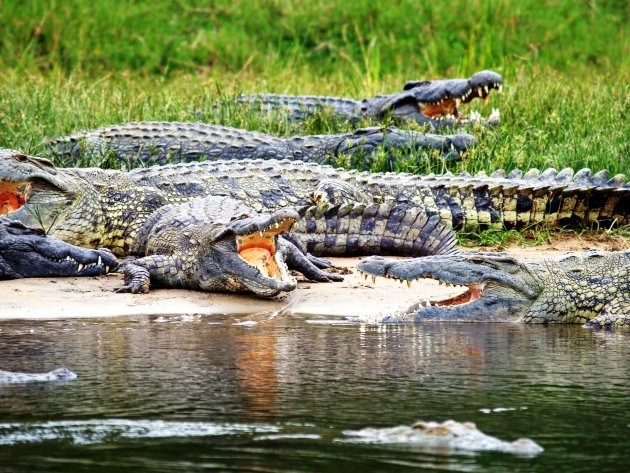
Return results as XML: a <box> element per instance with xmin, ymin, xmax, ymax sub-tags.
<box><xmin>0</xmin><ymin>315</ymin><xmax>628</xmax><ymax>472</ymax></box>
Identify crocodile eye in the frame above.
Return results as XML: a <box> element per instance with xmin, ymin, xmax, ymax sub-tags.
<box><xmin>566</xmin><ymin>267</ymin><xmax>585</xmax><ymax>277</ymax></box>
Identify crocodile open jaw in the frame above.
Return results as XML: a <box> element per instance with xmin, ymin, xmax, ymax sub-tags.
<box><xmin>419</xmin><ymin>81</ymin><xmax>502</xmax><ymax>123</ymax></box>
<box><xmin>236</xmin><ymin>217</ymin><xmax>295</xmax><ymax>281</ymax></box>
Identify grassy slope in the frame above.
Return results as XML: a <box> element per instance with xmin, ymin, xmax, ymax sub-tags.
<box><xmin>0</xmin><ymin>1</ymin><xmax>628</xmax><ymax>200</ymax></box>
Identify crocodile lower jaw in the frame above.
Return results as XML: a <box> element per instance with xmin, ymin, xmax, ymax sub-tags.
<box><xmin>358</xmin><ymin>268</ymin><xmax>488</xmax><ymax>309</ymax></box>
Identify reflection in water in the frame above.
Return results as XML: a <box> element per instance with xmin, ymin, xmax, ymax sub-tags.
<box><xmin>236</xmin><ymin>331</ymin><xmax>279</xmax><ymax>417</ymax></box>
<box><xmin>0</xmin><ymin>317</ymin><xmax>628</xmax><ymax>472</ymax></box>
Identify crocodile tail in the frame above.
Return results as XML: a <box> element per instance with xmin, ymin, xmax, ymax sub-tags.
<box><xmin>293</xmin><ymin>201</ymin><xmax>458</xmax><ymax>257</ymax></box>
<box><xmin>505</xmin><ymin>168</ymin><xmax>630</xmax><ymax>228</ymax></box>
<box><xmin>418</xmin><ymin>167</ymin><xmax>630</xmax><ymax>229</ymax></box>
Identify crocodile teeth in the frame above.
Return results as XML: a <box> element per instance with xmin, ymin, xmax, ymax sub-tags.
<box><xmin>371</xmin><ymin>276</ymin><xmax>376</xmax><ymax>284</ymax></box>
<box><xmin>97</xmin><ymin>255</ymin><xmax>102</xmax><ymax>266</ymax></box>
<box><xmin>105</xmin><ymin>266</ymin><xmax>110</xmax><ymax>273</ymax></box>
<box><xmin>406</xmin><ymin>280</ymin><xmax>412</xmax><ymax>288</ymax></box>
<box><xmin>497</xmin><ymin>84</ymin><xmax>502</xmax><ymax>93</ymax></box>
<box><xmin>77</xmin><ymin>264</ymin><xmax>84</xmax><ymax>272</ymax></box>
<box><xmin>484</xmin><ymin>86</ymin><xmax>489</xmax><ymax>94</ymax></box>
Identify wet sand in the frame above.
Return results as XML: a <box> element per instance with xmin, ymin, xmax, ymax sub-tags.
<box><xmin>1</xmin><ymin>235</ymin><xmax>627</xmax><ymax>320</ymax></box>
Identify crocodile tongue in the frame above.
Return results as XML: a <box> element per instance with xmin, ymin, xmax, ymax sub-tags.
<box><xmin>0</xmin><ymin>181</ymin><xmax>30</xmax><ymax>215</ymax></box>
<box><xmin>235</xmin><ymin>218</ymin><xmax>293</xmax><ymax>281</ymax></box>
<box><xmin>238</xmin><ymin>246</ymin><xmax>280</xmax><ymax>280</ymax></box>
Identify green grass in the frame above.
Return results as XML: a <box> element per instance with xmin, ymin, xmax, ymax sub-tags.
<box><xmin>0</xmin><ymin>0</ymin><xmax>628</xmax><ymax>179</ymax></box>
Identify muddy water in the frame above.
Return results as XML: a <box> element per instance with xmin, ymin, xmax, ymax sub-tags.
<box><xmin>0</xmin><ymin>315</ymin><xmax>628</xmax><ymax>472</ymax></box>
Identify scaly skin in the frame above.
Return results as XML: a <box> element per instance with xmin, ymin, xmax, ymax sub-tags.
<box><xmin>121</xmin><ymin>195</ymin><xmax>458</xmax><ymax>296</ymax></box>
<box><xmin>357</xmin><ymin>250</ymin><xmax>630</xmax><ymax>328</ymax></box>
<box><xmin>1</xmin><ymin>150</ymin><xmax>628</xmax><ymax>256</ymax></box>
<box><xmin>47</xmin><ymin>122</ymin><xmax>477</xmax><ymax>167</ymax></box>
<box><xmin>0</xmin><ymin>218</ymin><xmax>117</xmax><ymax>279</ymax></box>
<box><xmin>119</xmin><ymin>196</ymin><xmax>339</xmax><ymax>296</ymax></box>
<box><xmin>238</xmin><ymin>70</ymin><xmax>503</xmax><ymax>129</ymax></box>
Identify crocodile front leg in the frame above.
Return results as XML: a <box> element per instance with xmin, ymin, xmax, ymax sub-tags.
<box><xmin>277</xmin><ymin>237</ymin><xmax>343</xmax><ymax>282</ymax></box>
<box><xmin>116</xmin><ymin>257</ymin><xmax>155</xmax><ymax>294</ymax></box>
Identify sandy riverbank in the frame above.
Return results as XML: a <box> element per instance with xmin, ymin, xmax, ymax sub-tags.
<box><xmin>1</xmin><ymin>234</ymin><xmax>627</xmax><ymax>321</ymax></box>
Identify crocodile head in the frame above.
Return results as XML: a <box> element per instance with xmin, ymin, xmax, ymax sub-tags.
<box><xmin>0</xmin><ymin>149</ymin><xmax>81</xmax><ymax>233</ymax></box>
<box><xmin>0</xmin><ymin>218</ymin><xmax>118</xmax><ymax>279</ymax></box>
<box><xmin>374</xmin><ymin>70</ymin><xmax>503</xmax><ymax>127</ymax></box>
<box><xmin>357</xmin><ymin>250</ymin><xmax>630</xmax><ymax>326</ymax></box>
<box><xmin>190</xmin><ymin>207</ymin><xmax>300</xmax><ymax>296</ymax></box>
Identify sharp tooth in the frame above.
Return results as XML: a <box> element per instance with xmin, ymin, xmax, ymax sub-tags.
<box><xmin>371</xmin><ymin>276</ymin><xmax>376</xmax><ymax>284</ymax></box>
<box><xmin>484</xmin><ymin>86</ymin><xmax>489</xmax><ymax>94</ymax></box>
<box><xmin>497</xmin><ymin>84</ymin><xmax>502</xmax><ymax>93</ymax></box>
<box><xmin>97</xmin><ymin>255</ymin><xmax>102</xmax><ymax>266</ymax></box>
<box><xmin>406</xmin><ymin>280</ymin><xmax>411</xmax><ymax>288</ymax></box>
<box><xmin>275</xmin><ymin>222</ymin><xmax>279</xmax><ymax>228</ymax></box>
<box><xmin>455</xmin><ymin>98</ymin><xmax>461</xmax><ymax>106</ymax></box>
<box><xmin>77</xmin><ymin>264</ymin><xmax>84</xmax><ymax>272</ymax></box>
<box><xmin>105</xmin><ymin>266</ymin><xmax>110</xmax><ymax>273</ymax></box>
<box><xmin>259</xmin><ymin>230</ymin><xmax>264</xmax><ymax>236</ymax></box>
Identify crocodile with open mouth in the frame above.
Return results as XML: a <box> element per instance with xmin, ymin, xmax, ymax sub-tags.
<box><xmin>356</xmin><ymin>250</ymin><xmax>630</xmax><ymax>328</ymax></box>
<box><xmin>237</xmin><ymin>70</ymin><xmax>503</xmax><ymax>129</ymax></box>
<box><xmin>117</xmin><ymin>195</ymin><xmax>343</xmax><ymax>296</ymax></box>
<box><xmin>0</xmin><ymin>217</ymin><xmax>117</xmax><ymax>279</ymax></box>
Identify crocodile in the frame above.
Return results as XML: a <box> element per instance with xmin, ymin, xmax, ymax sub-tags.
<box><xmin>356</xmin><ymin>249</ymin><xmax>630</xmax><ymax>328</ymax></box>
<box><xmin>0</xmin><ymin>368</ymin><xmax>78</xmax><ymax>384</ymax></box>
<box><xmin>2</xmin><ymin>149</ymin><xmax>629</xmax><ymax>257</ymax></box>
<box><xmin>238</xmin><ymin>70</ymin><xmax>503</xmax><ymax>129</ymax></box>
<box><xmin>342</xmin><ymin>419</ymin><xmax>543</xmax><ymax>456</ymax></box>
<box><xmin>117</xmin><ymin>195</ymin><xmax>344</xmax><ymax>296</ymax></box>
<box><xmin>48</xmin><ymin>122</ymin><xmax>477</xmax><ymax>168</ymax></box>
<box><xmin>0</xmin><ymin>218</ymin><xmax>117</xmax><ymax>279</ymax></box>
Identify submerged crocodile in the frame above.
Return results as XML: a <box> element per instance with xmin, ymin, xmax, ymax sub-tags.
<box><xmin>48</xmin><ymin>122</ymin><xmax>477</xmax><ymax>168</ymax></box>
<box><xmin>343</xmin><ymin>419</ymin><xmax>543</xmax><ymax>456</ymax></box>
<box><xmin>238</xmin><ymin>70</ymin><xmax>503</xmax><ymax>129</ymax></box>
<box><xmin>0</xmin><ymin>218</ymin><xmax>117</xmax><ymax>279</ymax></box>
<box><xmin>357</xmin><ymin>249</ymin><xmax>630</xmax><ymax>328</ymax></box>
<box><xmin>2</xmin><ymin>149</ymin><xmax>629</xmax><ymax>257</ymax></box>
<box><xmin>0</xmin><ymin>368</ymin><xmax>78</xmax><ymax>384</ymax></box>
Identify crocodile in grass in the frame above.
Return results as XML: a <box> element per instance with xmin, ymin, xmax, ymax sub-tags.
<box><xmin>237</xmin><ymin>70</ymin><xmax>503</xmax><ymax>129</ymax></box>
<box><xmin>356</xmin><ymin>249</ymin><xmax>630</xmax><ymax>328</ymax></box>
<box><xmin>2</xmin><ymin>149</ymin><xmax>629</xmax><ymax>258</ymax></box>
<box><xmin>48</xmin><ymin>122</ymin><xmax>477</xmax><ymax>168</ymax></box>
<box><xmin>0</xmin><ymin>217</ymin><xmax>117</xmax><ymax>279</ymax></box>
